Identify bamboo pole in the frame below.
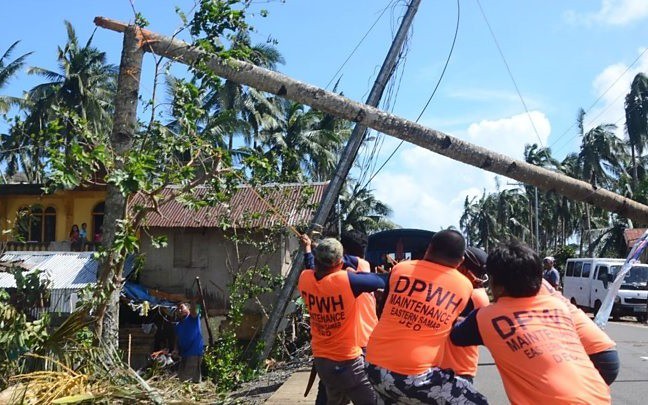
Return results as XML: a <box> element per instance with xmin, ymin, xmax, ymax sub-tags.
<box><xmin>94</xmin><ymin>16</ymin><xmax>648</xmax><ymax>224</ymax></box>
<box><xmin>195</xmin><ymin>276</ymin><xmax>215</xmax><ymax>346</ymax></box>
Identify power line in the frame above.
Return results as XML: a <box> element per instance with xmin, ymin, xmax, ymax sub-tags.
<box><xmin>550</xmin><ymin>47</ymin><xmax>648</xmax><ymax>153</ymax></box>
<box><xmin>355</xmin><ymin>1</ymin><xmax>411</xmax><ymax>189</ymax></box>
<box><xmin>324</xmin><ymin>0</ymin><xmax>397</xmax><ymax>90</ymax></box>
<box><xmin>359</xmin><ymin>0</ymin><xmax>461</xmax><ymax>191</ymax></box>
<box><xmin>475</xmin><ymin>0</ymin><xmax>548</xmax><ymax>159</ymax></box>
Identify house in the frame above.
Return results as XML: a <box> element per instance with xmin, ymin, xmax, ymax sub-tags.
<box><xmin>0</xmin><ymin>181</ymin><xmax>328</xmax><ymax>339</ymax></box>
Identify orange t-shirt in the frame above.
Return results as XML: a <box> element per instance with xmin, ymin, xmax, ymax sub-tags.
<box><xmin>476</xmin><ymin>294</ymin><xmax>611</xmax><ymax>405</ymax></box>
<box><xmin>355</xmin><ymin>258</ymin><xmax>379</xmax><ymax>348</ymax></box>
<box><xmin>298</xmin><ymin>269</ymin><xmax>361</xmax><ymax>361</ymax></box>
<box><xmin>538</xmin><ymin>280</ymin><xmax>615</xmax><ymax>354</ymax></box>
<box><xmin>366</xmin><ymin>260</ymin><xmax>473</xmax><ymax>375</ymax></box>
<box><xmin>440</xmin><ymin>288</ymin><xmax>490</xmax><ymax>376</ymax></box>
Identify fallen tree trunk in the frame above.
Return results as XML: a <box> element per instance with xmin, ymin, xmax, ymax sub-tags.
<box><xmin>94</xmin><ymin>16</ymin><xmax>648</xmax><ymax>224</ymax></box>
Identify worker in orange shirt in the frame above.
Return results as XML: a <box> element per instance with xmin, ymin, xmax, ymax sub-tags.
<box><xmin>365</xmin><ymin>229</ymin><xmax>487</xmax><ymax>404</ymax></box>
<box><xmin>301</xmin><ymin>232</ymin><xmax>379</xmax><ymax>405</ymax></box>
<box><xmin>537</xmin><ymin>279</ymin><xmax>619</xmax><ymax>384</ymax></box>
<box><xmin>451</xmin><ymin>241</ymin><xmax>611</xmax><ymax>404</ymax></box>
<box><xmin>298</xmin><ymin>238</ymin><xmax>387</xmax><ymax>404</ymax></box>
<box><xmin>440</xmin><ymin>246</ymin><xmax>490</xmax><ymax>383</ymax></box>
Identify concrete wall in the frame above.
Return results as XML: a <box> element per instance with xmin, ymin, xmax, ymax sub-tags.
<box><xmin>0</xmin><ymin>190</ymin><xmax>104</xmax><ymax>242</ymax></box>
<box><xmin>139</xmin><ymin>228</ymin><xmax>298</xmax><ymax>340</ymax></box>
<box><xmin>140</xmin><ymin>227</ymin><xmax>295</xmax><ymax>310</ymax></box>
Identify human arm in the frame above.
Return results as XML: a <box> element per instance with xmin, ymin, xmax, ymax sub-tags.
<box><xmin>450</xmin><ymin>309</ymin><xmax>484</xmax><ymax>346</ymax></box>
<box><xmin>301</xmin><ymin>235</ymin><xmax>315</xmax><ymax>269</ymax></box>
<box><xmin>190</xmin><ymin>297</ymin><xmax>200</xmax><ymax>318</ymax></box>
<box><xmin>588</xmin><ymin>349</ymin><xmax>620</xmax><ymax>385</ymax></box>
<box><xmin>347</xmin><ymin>271</ymin><xmax>389</xmax><ymax>297</ymax></box>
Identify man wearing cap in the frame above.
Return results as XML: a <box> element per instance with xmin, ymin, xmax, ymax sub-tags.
<box><xmin>298</xmin><ymin>238</ymin><xmax>387</xmax><ymax>405</ymax></box>
<box><xmin>543</xmin><ymin>256</ymin><xmax>561</xmax><ymax>289</ymax></box>
<box><xmin>440</xmin><ymin>246</ymin><xmax>490</xmax><ymax>383</ymax></box>
<box><xmin>365</xmin><ymin>229</ymin><xmax>487</xmax><ymax>404</ymax></box>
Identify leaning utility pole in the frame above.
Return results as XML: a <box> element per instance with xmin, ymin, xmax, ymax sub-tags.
<box><xmin>256</xmin><ymin>0</ymin><xmax>422</xmax><ymax>362</ymax></box>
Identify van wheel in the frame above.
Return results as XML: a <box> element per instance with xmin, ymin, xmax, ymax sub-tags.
<box><xmin>637</xmin><ymin>314</ymin><xmax>647</xmax><ymax>323</ymax></box>
<box><xmin>594</xmin><ymin>300</ymin><xmax>602</xmax><ymax>314</ymax></box>
<box><xmin>611</xmin><ymin>304</ymin><xmax>621</xmax><ymax>321</ymax></box>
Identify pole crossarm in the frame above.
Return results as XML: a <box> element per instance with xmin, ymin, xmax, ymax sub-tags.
<box><xmin>94</xmin><ymin>16</ymin><xmax>648</xmax><ymax>224</ymax></box>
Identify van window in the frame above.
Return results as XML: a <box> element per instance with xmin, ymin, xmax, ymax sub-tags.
<box><xmin>582</xmin><ymin>263</ymin><xmax>591</xmax><ymax>278</ymax></box>
<box><xmin>573</xmin><ymin>262</ymin><xmax>583</xmax><ymax>277</ymax></box>
<box><xmin>597</xmin><ymin>266</ymin><xmax>609</xmax><ymax>282</ymax></box>
<box><xmin>566</xmin><ymin>261</ymin><xmax>574</xmax><ymax>276</ymax></box>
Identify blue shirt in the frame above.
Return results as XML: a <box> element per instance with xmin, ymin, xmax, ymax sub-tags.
<box><xmin>174</xmin><ymin>314</ymin><xmax>204</xmax><ymax>357</ymax></box>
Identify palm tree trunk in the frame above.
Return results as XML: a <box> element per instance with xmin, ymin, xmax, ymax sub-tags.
<box><xmin>632</xmin><ymin>145</ymin><xmax>638</xmax><ymax>191</ymax></box>
<box><xmin>94</xmin><ymin>25</ymin><xmax>143</xmax><ymax>347</ymax></box>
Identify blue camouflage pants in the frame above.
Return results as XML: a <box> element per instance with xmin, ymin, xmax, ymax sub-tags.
<box><xmin>366</xmin><ymin>362</ymin><xmax>488</xmax><ymax>405</ymax></box>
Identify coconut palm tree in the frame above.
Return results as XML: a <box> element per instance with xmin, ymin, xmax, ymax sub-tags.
<box><xmin>625</xmin><ymin>73</ymin><xmax>648</xmax><ymax>187</ymax></box>
<box><xmin>0</xmin><ymin>40</ymin><xmax>32</xmax><ymax>113</ymax></box>
<box><xmin>25</xmin><ymin>21</ymin><xmax>117</xmax><ymax>138</ymax></box>
<box><xmin>259</xmin><ymin>100</ymin><xmax>347</xmax><ymax>182</ymax></box>
<box><xmin>335</xmin><ymin>180</ymin><xmax>395</xmax><ymax>234</ymax></box>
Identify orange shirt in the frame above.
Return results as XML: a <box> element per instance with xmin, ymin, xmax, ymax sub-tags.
<box><xmin>476</xmin><ymin>294</ymin><xmax>610</xmax><ymax>405</ymax></box>
<box><xmin>366</xmin><ymin>260</ymin><xmax>473</xmax><ymax>375</ymax></box>
<box><xmin>355</xmin><ymin>258</ymin><xmax>379</xmax><ymax>348</ymax></box>
<box><xmin>298</xmin><ymin>269</ymin><xmax>361</xmax><ymax>361</ymax></box>
<box><xmin>440</xmin><ymin>288</ymin><xmax>490</xmax><ymax>376</ymax></box>
<box><xmin>538</xmin><ymin>280</ymin><xmax>615</xmax><ymax>354</ymax></box>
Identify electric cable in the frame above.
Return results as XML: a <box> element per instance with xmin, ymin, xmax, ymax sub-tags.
<box><xmin>359</xmin><ymin>0</ymin><xmax>461</xmax><ymax>192</ymax></box>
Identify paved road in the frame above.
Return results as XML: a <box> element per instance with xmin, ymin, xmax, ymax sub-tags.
<box><xmin>474</xmin><ymin>320</ymin><xmax>648</xmax><ymax>404</ymax></box>
<box><xmin>267</xmin><ymin>321</ymin><xmax>647</xmax><ymax>404</ymax></box>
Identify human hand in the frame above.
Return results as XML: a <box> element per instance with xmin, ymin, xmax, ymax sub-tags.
<box><xmin>300</xmin><ymin>234</ymin><xmax>312</xmax><ymax>252</ymax></box>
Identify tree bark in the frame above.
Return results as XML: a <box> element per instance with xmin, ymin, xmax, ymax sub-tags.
<box><xmin>94</xmin><ymin>25</ymin><xmax>144</xmax><ymax>346</ymax></box>
<box><xmin>94</xmin><ymin>16</ymin><xmax>648</xmax><ymax>225</ymax></box>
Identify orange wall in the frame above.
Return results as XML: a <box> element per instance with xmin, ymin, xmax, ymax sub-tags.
<box><xmin>0</xmin><ymin>189</ymin><xmax>105</xmax><ymax>242</ymax></box>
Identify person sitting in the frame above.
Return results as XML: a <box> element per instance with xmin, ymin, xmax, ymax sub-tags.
<box><xmin>451</xmin><ymin>241</ymin><xmax>612</xmax><ymax>404</ymax></box>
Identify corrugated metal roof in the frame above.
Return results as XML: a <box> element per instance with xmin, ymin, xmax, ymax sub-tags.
<box><xmin>0</xmin><ymin>252</ymin><xmax>136</xmax><ymax>290</ymax></box>
<box><xmin>142</xmin><ymin>182</ymin><xmax>328</xmax><ymax>229</ymax></box>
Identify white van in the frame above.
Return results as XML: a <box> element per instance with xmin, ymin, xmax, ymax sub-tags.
<box><xmin>563</xmin><ymin>258</ymin><xmax>648</xmax><ymax>322</ymax></box>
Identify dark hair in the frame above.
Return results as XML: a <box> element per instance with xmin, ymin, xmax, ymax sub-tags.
<box><xmin>462</xmin><ymin>246</ymin><xmax>488</xmax><ymax>277</ymax></box>
<box><xmin>424</xmin><ymin>229</ymin><xmax>465</xmax><ymax>266</ymax></box>
<box><xmin>341</xmin><ymin>230</ymin><xmax>368</xmax><ymax>257</ymax></box>
<box><xmin>487</xmin><ymin>241</ymin><xmax>542</xmax><ymax>297</ymax></box>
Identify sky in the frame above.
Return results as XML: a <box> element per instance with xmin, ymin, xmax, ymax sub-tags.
<box><xmin>2</xmin><ymin>0</ymin><xmax>648</xmax><ymax>232</ymax></box>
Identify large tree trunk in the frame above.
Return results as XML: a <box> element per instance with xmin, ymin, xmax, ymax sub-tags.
<box><xmin>93</xmin><ymin>16</ymin><xmax>648</xmax><ymax>225</ymax></box>
<box><xmin>94</xmin><ymin>25</ymin><xmax>144</xmax><ymax>346</ymax></box>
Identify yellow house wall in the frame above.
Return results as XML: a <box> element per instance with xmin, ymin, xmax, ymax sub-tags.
<box><xmin>0</xmin><ymin>190</ymin><xmax>105</xmax><ymax>242</ymax></box>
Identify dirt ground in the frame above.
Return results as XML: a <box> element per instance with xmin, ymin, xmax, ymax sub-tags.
<box><xmin>225</xmin><ymin>360</ymin><xmax>308</xmax><ymax>404</ymax></box>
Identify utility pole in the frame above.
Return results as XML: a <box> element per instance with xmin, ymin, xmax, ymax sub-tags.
<box><xmin>256</xmin><ymin>0</ymin><xmax>422</xmax><ymax>363</ymax></box>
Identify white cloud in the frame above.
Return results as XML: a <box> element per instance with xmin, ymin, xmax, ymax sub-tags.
<box><xmin>466</xmin><ymin>111</ymin><xmax>551</xmax><ymax>159</ymax></box>
<box><xmin>565</xmin><ymin>0</ymin><xmax>648</xmax><ymax>26</ymax></box>
<box><xmin>370</xmin><ymin>111</ymin><xmax>551</xmax><ymax>231</ymax></box>
<box><xmin>584</xmin><ymin>48</ymin><xmax>648</xmax><ymax>136</ymax></box>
